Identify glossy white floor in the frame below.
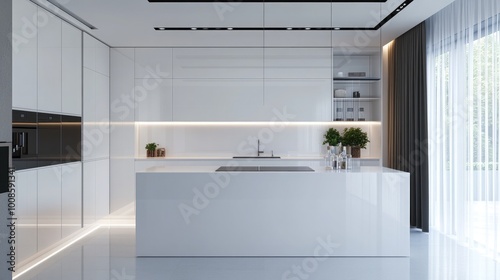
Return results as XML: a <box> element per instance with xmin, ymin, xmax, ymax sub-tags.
<box><xmin>13</xmin><ymin>209</ymin><xmax>500</xmax><ymax>280</ymax></box>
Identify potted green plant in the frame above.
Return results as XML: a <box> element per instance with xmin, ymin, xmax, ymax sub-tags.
<box><xmin>342</xmin><ymin>127</ymin><xmax>369</xmax><ymax>158</ymax></box>
<box><xmin>145</xmin><ymin>142</ymin><xmax>158</xmax><ymax>157</ymax></box>
<box><xmin>323</xmin><ymin>128</ymin><xmax>343</xmax><ymax>154</ymax></box>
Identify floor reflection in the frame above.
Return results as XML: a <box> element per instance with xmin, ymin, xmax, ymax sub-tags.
<box><xmin>14</xmin><ymin>227</ymin><xmax>499</xmax><ymax>280</ymax></box>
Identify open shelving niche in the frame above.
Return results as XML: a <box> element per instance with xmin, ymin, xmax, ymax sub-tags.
<box><xmin>329</xmin><ymin>47</ymin><xmax>383</xmax><ymax>163</ymax></box>
<box><xmin>332</xmin><ymin>47</ymin><xmax>382</xmax><ymax>122</ymax></box>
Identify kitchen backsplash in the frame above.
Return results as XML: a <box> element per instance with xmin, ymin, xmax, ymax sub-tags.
<box><xmin>135</xmin><ymin>123</ymin><xmax>381</xmax><ymax>158</ymax></box>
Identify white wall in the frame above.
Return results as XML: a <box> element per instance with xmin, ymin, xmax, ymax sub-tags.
<box><xmin>136</xmin><ymin>123</ymin><xmax>382</xmax><ymax>159</ymax></box>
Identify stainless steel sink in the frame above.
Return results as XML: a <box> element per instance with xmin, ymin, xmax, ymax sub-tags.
<box><xmin>232</xmin><ymin>156</ymin><xmax>281</xmax><ymax>159</ymax></box>
<box><xmin>216</xmin><ymin>166</ymin><xmax>314</xmax><ymax>172</ymax></box>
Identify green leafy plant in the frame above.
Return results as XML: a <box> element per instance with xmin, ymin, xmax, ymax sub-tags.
<box><xmin>323</xmin><ymin>128</ymin><xmax>343</xmax><ymax>146</ymax></box>
<box><xmin>145</xmin><ymin>143</ymin><xmax>158</xmax><ymax>151</ymax></box>
<box><xmin>342</xmin><ymin>127</ymin><xmax>369</xmax><ymax>149</ymax></box>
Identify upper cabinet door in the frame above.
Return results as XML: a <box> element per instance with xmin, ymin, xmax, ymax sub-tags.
<box><xmin>263</xmin><ymin>79</ymin><xmax>331</xmax><ymax>121</ymax></box>
<box><xmin>135</xmin><ymin>48</ymin><xmax>172</xmax><ymax>79</ymax></box>
<box><xmin>95</xmin><ymin>40</ymin><xmax>110</xmax><ymax>77</ymax></box>
<box><xmin>12</xmin><ymin>0</ymin><xmax>38</xmax><ymax>111</ymax></box>
<box><xmin>173</xmin><ymin>48</ymin><xmax>264</xmax><ymax>79</ymax></box>
<box><xmin>264</xmin><ymin>48</ymin><xmax>332</xmax><ymax>79</ymax></box>
<box><xmin>83</xmin><ymin>33</ymin><xmax>96</xmax><ymax>71</ymax></box>
<box><xmin>37</xmin><ymin>7</ymin><xmax>62</xmax><ymax>113</ymax></box>
<box><xmin>62</xmin><ymin>22</ymin><xmax>82</xmax><ymax>116</ymax></box>
<box><xmin>84</xmin><ymin>34</ymin><xmax>109</xmax><ymax>76</ymax></box>
<box><xmin>173</xmin><ymin>79</ymin><xmax>265</xmax><ymax>121</ymax></box>
<box><xmin>135</xmin><ymin>79</ymin><xmax>173</xmax><ymax>121</ymax></box>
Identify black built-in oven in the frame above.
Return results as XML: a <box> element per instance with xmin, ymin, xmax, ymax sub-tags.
<box><xmin>37</xmin><ymin>112</ymin><xmax>62</xmax><ymax>167</ymax></box>
<box><xmin>12</xmin><ymin>110</ymin><xmax>82</xmax><ymax>170</ymax></box>
<box><xmin>12</xmin><ymin>110</ymin><xmax>38</xmax><ymax>170</ymax></box>
<box><xmin>62</xmin><ymin>115</ymin><xmax>82</xmax><ymax>163</ymax></box>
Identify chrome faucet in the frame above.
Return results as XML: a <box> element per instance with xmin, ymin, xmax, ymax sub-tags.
<box><xmin>257</xmin><ymin>139</ymin><xmax>264</xmax><ymax>157</ymax></box>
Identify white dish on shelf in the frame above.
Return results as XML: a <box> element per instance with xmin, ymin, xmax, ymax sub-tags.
<box><xmin>334</xmin><ymin>89</ymin><xmax>347</xmax><ymax>97</ymax></box>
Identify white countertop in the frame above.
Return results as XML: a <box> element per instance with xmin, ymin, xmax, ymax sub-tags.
<box><xmin>138</xmin><ymin>165</ymin><xmax>406</xmax><ymax>174</ymax></box>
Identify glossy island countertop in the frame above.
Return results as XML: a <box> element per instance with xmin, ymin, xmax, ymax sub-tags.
<box><xmin>137</xmin><ymin>165</ymin><xmax>407</xmax><ymax>174</ymax></box>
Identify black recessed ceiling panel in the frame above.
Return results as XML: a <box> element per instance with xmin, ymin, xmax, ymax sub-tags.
<box><xmin>151</xmin><ymin>0</ymin><xmax>411</xmax><ymax>31</ymax></box>
<box><xmin>149</xmin><ymin>1</ymin><xmax>387</xmax><ymax>2</ymax></box>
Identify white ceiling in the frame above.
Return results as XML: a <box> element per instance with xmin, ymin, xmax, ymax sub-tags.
<box><xmin>32</xmin><ymin>0</ymin><xmax>455</xmax><ymax>47</ymax></box>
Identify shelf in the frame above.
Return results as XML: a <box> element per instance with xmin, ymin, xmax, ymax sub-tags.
<box><xmin>333</xmin><ymin>97</ymin><xmax>380</xmax><ymax>101</ymax></box>
<box><xmin>333</xmin><ymin>77</ymin><xmax>381</xmax><ymax>83</ymax></box>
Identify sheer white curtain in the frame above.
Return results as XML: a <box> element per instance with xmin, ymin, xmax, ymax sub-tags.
<box><xmin>427</xmin><ymin>0</ymin><xmax>500</xmax><ymax>259</ymax></box>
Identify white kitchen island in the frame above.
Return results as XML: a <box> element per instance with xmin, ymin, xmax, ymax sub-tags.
<box><xmin>136</xmin><ymin>165</ymin><xmax>410</xmax><ymax>257</ymax></box>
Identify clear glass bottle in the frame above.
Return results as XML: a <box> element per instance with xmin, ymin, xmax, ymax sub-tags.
<box><xmin>341</xmin><ymin>147</ymin><xmax>348</xmax><ymax>169</ymax></box>
<box><xmin>346</xmin><ymin>107</ymin><xmax>354</xmax><ymax>121</ymax></box>
<box><xmin>324</xmin><ymin>148</ymin><xmax>333</xmax><ymax>170</ymax></box>
<box><xmin>346</xmin><ymin>153</ymin><xmax>352</xmax><ymax>170</ymax></box>
<box><xmin>358</xmin><ymin>107</ymin><xmax>365</xmax><ymax>121</ymax></box>
<box><xmin>335</xmin><ymin>107</ymin><xmax>344</xmax><ymax>121</ymax></box>
<box><xmin>331</xmin><ymin>151</ymin><xmax>339</xmax><ymax>170</ymax></box>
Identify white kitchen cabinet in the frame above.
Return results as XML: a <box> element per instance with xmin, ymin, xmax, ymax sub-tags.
<box><xmin>110</xmin><ymin>49</ymin><xmax>135</xmax><ymax>213</ymax></box>
<box><xmin>12</xmin><ymin>0</ymin><xmax>38</xmax><ymax>111</ymax></box>
<box><xmin>83</xmin><ymin>159</ymin><xmax>109</xmax><ymax>225</ymax></box>
<box><xmin>109</xmin><ymin>159</ymin><xmax>135</xmax><ymax>212</ymax></box>
<box><xmin>37</xmin><ymin>7</ymin><xmax>62</xmax><ymax>113</ymax></box>
<box><xmin>83</xmin><ymin>33</ymin><xmax>96</xmax><ymax>72</ymax></box>
<box><xmin>110</xmin><ymin>48</ymin><xmax>135</xmax><ymax>122</ymax></box>
<box><xmin>173</xmin><ymin>79</ymin><xmax>265</xmax><ymax>121</ymax></box>
<box><xmin>37</xmin><ymin>166</ymin><xmax>62</xmax><ymax>252</ymax></box>
<box><xmin>61</xmin><ymin>162</ymin><xmax>82</xmax><ymax>238</ymax></box>
<box><xmin>94</xmin><ymin>73</ymin><xmax>110</xmax><ymax>158</ymax></box>
<box><xmin>173</xmin><ymin>48</ymin><xmax>264</xmax><ymax>79</ymax></box>
<box><xmin>96</xmin><ymin>41</ymin><xmax>110</xmax><ymax>77</ymax></box>
<box><xmin>15</xmin><ymin>169</ymin><xmax>38</xmax><ymax>264</ymax></box>
<box><xmin>95</xmin><ymin>159</ymin><xmax>110</xmax><ymax>220</ymax></box>
<box><xmin>264</xmin><ymin>79</ymin><xmax>331</xmax><ymax>121</ymax></box>
<box><xmin>83</xmin><ymin>161</ymin><xmax>96</xmax><ymax>226</ymax></box>
<box><xmin>264</xmin><ymin>48</ymin><xmax>332</xmax><ymax>79</ymax></box>
<box><xmin>84</xmin><ymin>34</ymin><xmax>109</xmax><ymax>76</ymax></box>
<box><xmin>135</xmin><ymin>79</ymin><xmax>173</xmax><ymax>121</ymax></box>
<box><xmin>83</xmin><ymin>69</ymin><xmax>109</xmax><ymax>160</ymax></box>
<box><xmin>82</xmin><ymin>69</ymin><xmax>96</xmax><ymax>160</ymax></box>
<box><xmin>135</xmin><ymin>48</ymin><xmax>172</xmax><ymax>79</ymax></box>
<box><xmin>62</xmin><ymin>22</ymin><xmax>82</xmax><ymax>116</ymax></box>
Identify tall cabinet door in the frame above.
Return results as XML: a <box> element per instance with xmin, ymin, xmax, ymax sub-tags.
<box><xmin>37</xmin><ymin>7</ymin><xmax>62</xmax><ymax>113</ymax></box>
<box><xmin>83</xmin><ymin>161</ymin><xmax>96</xmax><ymax>226</ymax></box>
<box><xmin>12</xmin><ymin>0</ymin><xmax>38</xmax><ymax>110</ymax></box>
<box><xmin>62</xmin><ymin>22</ymin><xmax>82</xmax><ymax>116</ymax></box>
<box><xmin>15</xmin><ymin>169</ymin><xmax>38</xmax><ymax>264</ymax></box>
<box><xmin>95</xmin><ymin>159</ymin><xmax>109</xmax><ymax>220</ymax></box>
<box><xmin>37</xmin><ymin>166</ymin><xmax>62</xmax><ymax>252</ymax></box>
<box><xmin>61</xmin><ymin>162</ymin><xmax>82</xmax><ymax>238</ymax></box>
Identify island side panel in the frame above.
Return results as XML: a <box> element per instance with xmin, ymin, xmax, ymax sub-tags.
<box><xmin>136</xmin><ymin>170</ymin><xmax>409</xmax><ymax>257</ymax></box>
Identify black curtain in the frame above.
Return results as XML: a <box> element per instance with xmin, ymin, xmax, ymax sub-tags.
<box><xmin>388</xmin><ymin>22</ymin><xmax>429</xmax><ymax>232</ymax></box>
